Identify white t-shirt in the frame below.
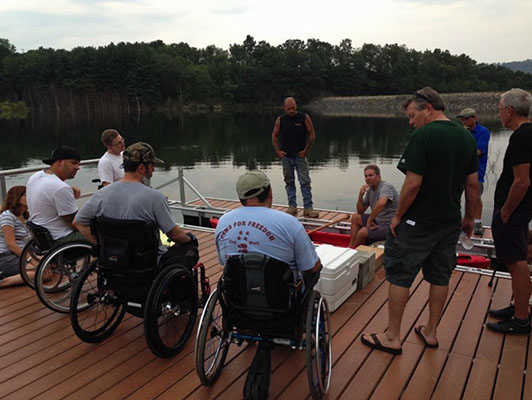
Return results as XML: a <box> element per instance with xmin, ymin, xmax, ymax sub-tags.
<box><xmin>215</xmin><ymin>206</ymin><xmax>318</xmax><ymax>276</ymax></box>
<box><xmin>98</xmin><ymin>151</ymin><xmax>124</xmax><ymax>184</ymax></box>
<box><xmin>26</xmin><ymin>171</ymin><xmax>78</xmax><ymax>240</ymax></box>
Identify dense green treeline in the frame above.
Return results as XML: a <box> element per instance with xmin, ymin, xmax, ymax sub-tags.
<box><xmin>1</xmin><ymin>36</ymin><xmax>531</xmax><ymax>119</ymax></box>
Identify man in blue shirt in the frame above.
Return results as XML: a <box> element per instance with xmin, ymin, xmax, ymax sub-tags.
<box><xmin>457</xmin><ymin>108</ymin><xmax>491</xmax><ymax>235</ymax></box>
<box><xmin>215</xmin><ymin>170</ymin><xmax>321</xmax><ymax>282</ymax></box>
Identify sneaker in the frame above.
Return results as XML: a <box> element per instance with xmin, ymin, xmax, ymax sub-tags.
<box><xmin>487</xmin><ymin>304</ymin><xmax>515</xmax><ymax>320</ymax></box>
<box><xmin>303</xmin><ymin>208</ymin><xmax>320</xmax><ymax>218</ymax></box>
<box><xmin>285</xmin><ymin>207</ymin><xmax>298</xmax><ymax>216</ymax></box>
<box><xmin>486</xmin><ymin>316</ymin><xmax>531</xmax><ymax>334</ymax></box>
<box><xmin>474</xmin><ymin>221</ymin><xmax>483</xmax><ymax>236</ymax></box>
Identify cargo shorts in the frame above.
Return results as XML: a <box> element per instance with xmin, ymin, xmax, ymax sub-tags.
<box><xmin>384</xmin><ymin>220</ymin><xmax>461</xmax><ymax>288</ymax></box>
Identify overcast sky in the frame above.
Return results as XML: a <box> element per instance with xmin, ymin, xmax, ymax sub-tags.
<box><xmin>0</xmin><ymin>0</ymin><xmax>530</xmax><ymax>64</ymax></box>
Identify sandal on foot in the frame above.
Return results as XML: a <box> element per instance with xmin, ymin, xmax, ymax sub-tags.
<box><xmin>361</xmin><ymin>333</ymin><xmax>402</xmax><ymax>355</ymax></box>
<box><xmin>414</xmin><ymin>325</ymin><xmax>439</xmax><ymax>348</ymax></box>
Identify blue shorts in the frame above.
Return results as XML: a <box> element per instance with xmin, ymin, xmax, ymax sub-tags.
<box><xmin>384</xmin><ymin>220</ymin><xmax>460</xmax><ymax>288</ymax></box>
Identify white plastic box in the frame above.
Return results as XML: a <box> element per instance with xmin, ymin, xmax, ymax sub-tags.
<box><xmin>314</xmin><ymin>244</ymin><xmax>360</xmax><ymax>312</ymax></box>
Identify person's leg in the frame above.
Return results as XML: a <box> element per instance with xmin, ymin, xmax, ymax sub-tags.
<box><xmin>474</xmin><ymin>182</ymin><xmax>484</xmax><ymax>235</ymax></box>
<box><xmin>0</xmin><ymin>274</ymin><xmax>26</xmax><ymax>288</ymax></box>
<box><xmin>352</xmin><ymin>228</ymin><xmax>369</xmax><ymax>248</ymax></box>
<box><xmin>349</xmin><ymin>213</ymin><xmax>364</xmax><ymax>247</ymax></box>
<box><xmin>507</xmin><ymin>260</ymin><xmax>531</xmax><ymax>320</ymax></box>
<box><xmin>294</xmin><ymin>157</ymin><xmax>313</xmax><ymax>209</ymax></box>
<box><xmin>281</xmin><ymin>157</ymin><xmax>297</xmax><ymax>208</ymax></box>
<box><xmin>419</xmin><ymin>284</ymin><xmax>448</xmax><ymax>346</ymax></box>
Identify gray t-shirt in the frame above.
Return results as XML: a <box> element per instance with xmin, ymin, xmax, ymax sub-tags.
<box><xmin>76</xmin><ymin>181</ymin><xmax>176</xmax><ymax>254</ymax></box>
<box><xmin>362</xmin><ymin>181</ymin><xmax>399</xmax><ymax>225</ymax></box>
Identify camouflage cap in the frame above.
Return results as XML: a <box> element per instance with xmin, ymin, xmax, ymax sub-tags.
<box><xmin>122</xmin><ymin>142</ymin><xmax>164</xmax><ymax>165</ymax></box>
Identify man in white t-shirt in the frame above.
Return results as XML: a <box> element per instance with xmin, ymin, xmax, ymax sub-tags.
<box><xmin>98</xmin><ymin>129</ymin><xmax>125</xmax><ymax>186</ymax></box>
<box><xmin>215</xmin><ymin>170</ymin><xmax>321</xmax><ymax>283</ymax></box>
<box><xmin>26</xmin><ymin>146</ymin><xmax>85</xmax><ymax>243</ymax></box>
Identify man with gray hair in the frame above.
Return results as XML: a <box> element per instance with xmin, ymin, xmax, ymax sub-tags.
<box><xmin>457</xmin><ymin>108</ymin><xmax>491</xmax><ymax>235</ymax></box>
<box><xmin>486</xmin><ymin>88</ymin><xmax>532</xmax><ymax>334</ymax></box>
<box><xmin>361</xmin><ymin>87</ymin><xmax>478</xmax><ymax>354</ymax></box>
<box><xmin>98</xmin><ymin>128</ymin><xmax>125</xmax><ymax>187</ymax></box>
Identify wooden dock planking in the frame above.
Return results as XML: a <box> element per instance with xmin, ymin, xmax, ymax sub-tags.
<box><xmin>0</xmin><ymin>223</ymin><xmax>530</xmax><ymax>399</ymax></box>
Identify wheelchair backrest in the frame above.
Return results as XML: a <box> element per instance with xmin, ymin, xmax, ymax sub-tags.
<box><xmin>223</xmin><ymin>253</ymin><xmax>296</xmax><ymax>315</ymax></box>
<box><xmin>26</xmin><ymin>221</ymin><xmax>54</xmax><ymax>251</ymax></box>
<box><xmin>92</xmin><ymin>216</ymin><xmax>158</xmax><ymax>277</ymax></box>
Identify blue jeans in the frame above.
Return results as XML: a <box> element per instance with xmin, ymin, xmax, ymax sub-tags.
<box><xmin>281</xmin><ymin>156</ymin><xmax>313</xmax><ymax>208</ymax></box>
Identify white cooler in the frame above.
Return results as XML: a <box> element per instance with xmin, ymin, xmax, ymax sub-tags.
<box><xmin>314</xmin><ymin>244</ymin><xmax>360</xmax><ymax>312</ymax></box>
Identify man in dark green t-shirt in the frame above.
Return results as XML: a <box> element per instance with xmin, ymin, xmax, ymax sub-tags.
<box><xmin>361</xmin><ymin>87</ymin><xmax>478</xmax><ymax>355</ymax></box>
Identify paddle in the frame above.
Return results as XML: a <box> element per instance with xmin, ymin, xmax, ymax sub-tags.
<box><xmin>307</xmin><ymin>214</ymin><xmax>350</xmax><ymax>236</ymax></box>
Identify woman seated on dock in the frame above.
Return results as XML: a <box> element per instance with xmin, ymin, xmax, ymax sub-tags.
<box><xmin>0</xmin><ymin>186</ymin><xmax>31</xmax><ymax>288</ymax></box>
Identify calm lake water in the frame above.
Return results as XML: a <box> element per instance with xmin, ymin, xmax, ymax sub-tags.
<box><xmin>0</xmin><ymin>110</ymin><xmax>513</xmax><ymax>225</ymax></box>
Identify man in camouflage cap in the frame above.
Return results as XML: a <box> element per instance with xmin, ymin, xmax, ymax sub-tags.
<box><xmin>74</xmin><ymin>142</ymin><xmax>198</xmax><ymax>267</ymax></box>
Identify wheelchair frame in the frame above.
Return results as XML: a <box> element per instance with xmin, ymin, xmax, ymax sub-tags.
<box><xmin>195</xmin><ymin>254</ymin><xmax>332</xmax><ymax>399</ymax></box>
<box><xmin>68</xmin><ymin>217</ymin><xmax>210</xmax><ymax>358</ymax></box>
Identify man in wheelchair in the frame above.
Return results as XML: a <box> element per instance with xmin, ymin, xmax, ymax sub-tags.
<box><xmin>215</xmin><ymin>169</ymin><xmax>321</xmax><ymax>285</ymax></box>
<box><xmin>74</xmin><ymin>142</ymin><xmax>198</xmax><ymax>267</ymax></box>
<box><xmin>213</xmin><ymin>170</ymin><xmax>322</xmax><ymax>399</ymax></box>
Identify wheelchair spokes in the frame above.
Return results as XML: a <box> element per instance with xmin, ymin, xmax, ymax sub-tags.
<box><xmin>195</xmin><ymin>289</ymin><xmax>230</xmax><ymax>386</ymax></box>
<box><xmin>306</xmin><ymin>292</ymin><xmax>332</xmax><ymax>400</ymax></box>
<box><xmin>144</xmin><ymin>266</ymin><xmax>198</xmax><ymax>358</ymax></box>
<box><xmin>70</xmin><ymin>262</ymin><xmax>126</xmax><ymax>342</ymax></box>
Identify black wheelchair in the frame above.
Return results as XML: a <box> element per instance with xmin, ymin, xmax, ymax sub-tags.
<box><xmin>21</xmin><ymin>221</ymin><xmax>93</xmax><ymax>313</ymax></box>
<box><xmin>195</xmin><ymin>253</ymin><xmax>332</xmax><ymax>399</ymax></box>
<box><xmin>69</xmin><ymin>216</ymin><xmax>210</xmax><ymax>358</ymax></box>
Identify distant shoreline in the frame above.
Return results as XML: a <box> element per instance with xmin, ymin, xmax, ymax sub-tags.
<box><xmin>306</xmin><ymin>91</ymin><xmax>504</xmax><ymax>118</ymax></box>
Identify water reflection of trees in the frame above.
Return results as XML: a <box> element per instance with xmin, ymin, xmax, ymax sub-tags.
<box><xmin>3</xmin><ymin>111</ymin><xmax>499</xmax><ymax>171</ymax></box>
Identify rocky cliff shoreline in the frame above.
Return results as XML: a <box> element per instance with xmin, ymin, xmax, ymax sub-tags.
<box><xmin>307</xmin><ymin>91</ymin><xmax>504</xmax><ymax>118</ymax></box>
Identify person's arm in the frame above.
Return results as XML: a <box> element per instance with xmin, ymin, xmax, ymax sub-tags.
<box><xmin>366</xmin><ymin>196</ymin><xmax>390</xmax><ymax>228</ymax></box>
<box><xmin>1</xmin><ymin>225</ymin><xmax>23</xmax><ymax>257</ymax></box>
<box><xmin>390</xmin><ymin>171</ymin><xmax>423</xmax><ymax>236</ymax></box>
<box><xmin>166</xmin><ymin>225</ymin><xmax>193</xmax><ymax>244</ymax></box>
<box><xmin>462</xmin><ymin>172</ymin><xmax>479</xmax><ymax>236</ymax></box>
<box><xmin>72</xmin><ymin>186</ymin><xmax>81</xmax><ymax>199</ymax></box>
<box><xmin>61</xmin><ymin>212</ymin><xmax>78</xmax><ymax>231</ymax></box>
<box><xmin>72</xmin><ymin>219</ymin><xmax>97</xmax><ymax>244</ymax></box>
<box><xmin>298</xmin><ymin>114</ymin><xmax>316</xmax><ymax>158</ymax></box>
<box><xmin>272</xmin><ymin>117</ymin><xmax>286</xmax><ymax>158</ymax></box>
<box><xmin>501</xmin><ymin>163</ymin><xmax>531</xmax><ymax>223</ymax></box>
<box><xmin>356</xmin><ymin>184</ymin><xmax>370</xmax><ymax>215</ymax></box>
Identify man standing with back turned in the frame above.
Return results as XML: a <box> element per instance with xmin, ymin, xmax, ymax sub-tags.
<box><xmin>361</xmin><ymin>87</ymin><xmax>478</xmax><ymax>354</ymax></box>
<box><xmin>272</xmin><ymin>97</ymin><xmax>319</xmax><ymax>218</ymax></box>
<box><xmin>486</xmin><ymin>88</ymin><xmax>532</xmax><ymax>334</ymax></box>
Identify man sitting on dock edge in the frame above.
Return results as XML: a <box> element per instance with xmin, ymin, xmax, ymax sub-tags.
<box><xmin>349</xmin><ymin>164</ymin><xmax>399</xmax><ymax>248</ymax></box>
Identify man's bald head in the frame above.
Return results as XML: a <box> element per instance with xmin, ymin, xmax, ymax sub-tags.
<box><xmin>283</xmin><ymin>97</ymin><xmax>297</xmax><ymax>116</ymax></box>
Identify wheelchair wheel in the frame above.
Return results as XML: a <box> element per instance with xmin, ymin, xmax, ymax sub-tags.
<box><xmin>35</xmin><ymin>241</ymin><xmax>93</xmax><ymax>313</ymax></box>
<box><xmin>195</xmin><ymin>288</ymin><xmax>230</xmax><ymax>386</ymax></box>
<box><xmin>70</xmin><ymin>260</ymin><xmax>126</xmax><ymax>343</ymax></box>
<box><xmin>305</xmin><ymin>291</ymin><xmax>332</xmax><ymax>400</ymax></box>
<box><xmin>144</xmin><ymin>265</ymin><xmax>198</xmax><ymax>358</ymax></box>
<box><xmin>19</xmin><ymin>240</ymin><xmax>45</xmax><ymax>289</ymax></box>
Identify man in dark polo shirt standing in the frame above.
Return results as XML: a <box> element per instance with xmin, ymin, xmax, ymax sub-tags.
<box><xmin>272</xmin><ymin>97</ymin><xmax>319</xmax><ymax>218</ymax></box>
<box><xmin>361</xmin><ymin>87</ymin><xmax>478</xmax><ymax>354</ymax></box>
<box><xmin>486</xmin><ymin>88</ymin><xmax>532</xmax><ymax>334</ymax></box>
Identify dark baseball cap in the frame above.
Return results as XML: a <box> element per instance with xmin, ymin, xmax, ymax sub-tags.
<box><xmin>42</xmin><ymin>146</ymin><xmax>81</xmax><ymax>165</ymax></box>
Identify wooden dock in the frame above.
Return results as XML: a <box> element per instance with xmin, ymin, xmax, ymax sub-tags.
<box><xmin>1</xmin><ymin>210</ymin><xmax>530</xmax><ymax>399</ymax></box>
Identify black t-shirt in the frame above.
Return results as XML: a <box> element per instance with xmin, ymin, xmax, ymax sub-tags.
<box><xmin>494</xmin><ymin>122</ymin><xmax>532</xmax><ymax>213</ymax></box>
<box><xmin>279</xmin><ymin>112</ymin><xmax>307</xmax><ymax>157</ymax></box>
